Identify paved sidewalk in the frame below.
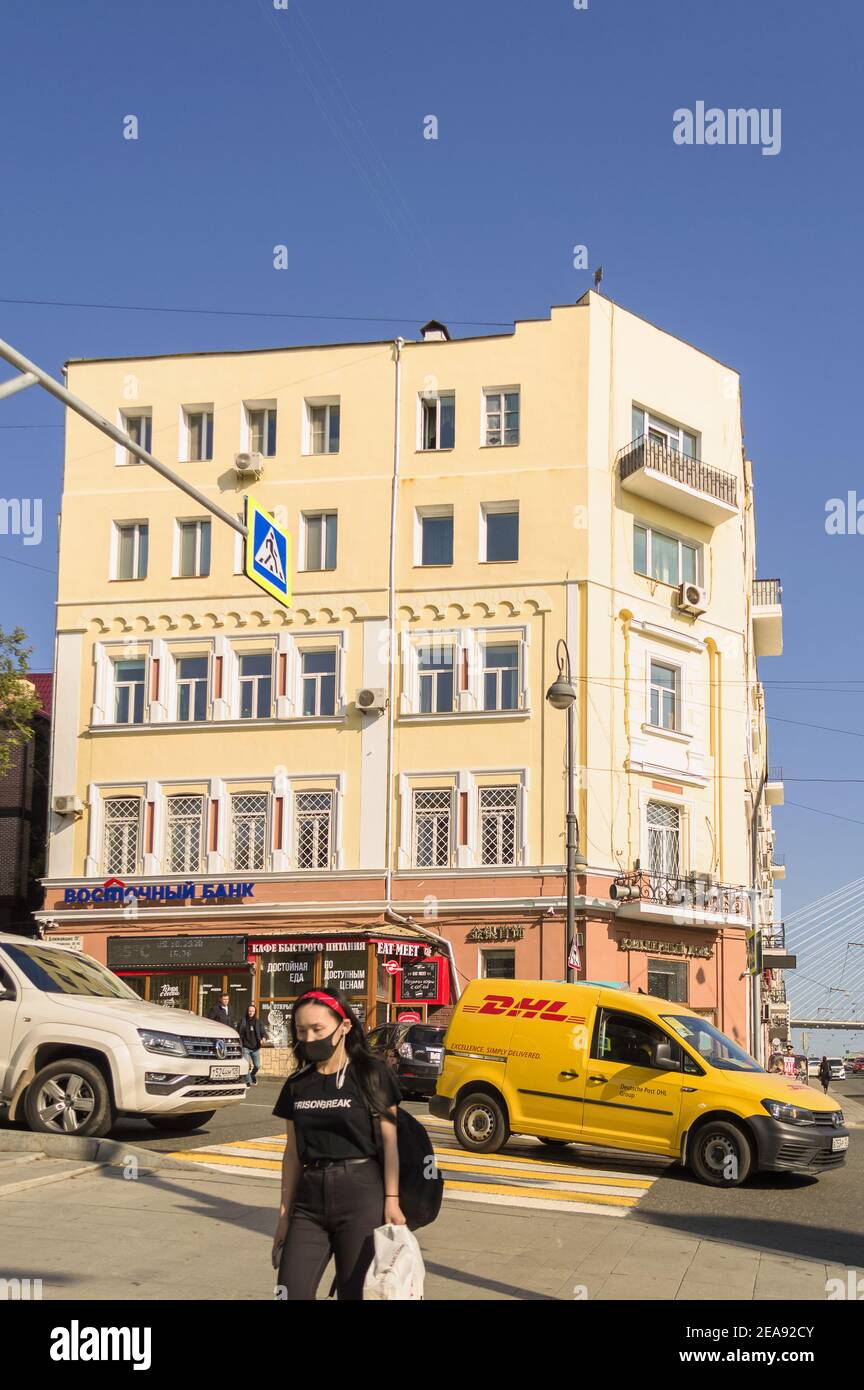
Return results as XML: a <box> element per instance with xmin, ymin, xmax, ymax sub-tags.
<box><xmin>0</xmin><ymin>1150</ymin><xmax>860</xmax><ymax>1301</ymax></box>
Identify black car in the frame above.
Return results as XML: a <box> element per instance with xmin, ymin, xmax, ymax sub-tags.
<box><xmin>366</xmin><ymin>1023</ymin><xmax>447</xmax><ymax>1099</ymax></box>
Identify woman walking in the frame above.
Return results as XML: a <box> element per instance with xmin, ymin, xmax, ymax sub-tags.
<box><xmin>271</xmin><ymin>987</ymin><xmax>405</xmax><ymax>1300</ymax></box>
<box><xmin>818</xmin><ymin>1055</ymin><xmax>831</xmax><ymax>1095</ymax></box>
<box><xmin>238</xmin><ymin>1004</ymin><xmax>269</xmax><ymax>1088</ymax></box>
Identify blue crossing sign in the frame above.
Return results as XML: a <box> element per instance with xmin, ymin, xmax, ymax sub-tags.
<box><xmin>244</xmin><ymin>497</ymin><xmax>291</xmax><ymax>606</ymax></box>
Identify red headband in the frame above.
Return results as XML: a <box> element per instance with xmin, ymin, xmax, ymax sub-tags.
<box><xmin>294</xmin><ymin>990</ymin><xmax>349</xmax><ymax>1021</ymax></box>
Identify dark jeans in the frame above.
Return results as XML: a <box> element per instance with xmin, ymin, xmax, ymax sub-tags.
<box><xmin>277</xmin><ymin>1158</ymin><xmax>384</xmax><ymax>1301</ymax></box>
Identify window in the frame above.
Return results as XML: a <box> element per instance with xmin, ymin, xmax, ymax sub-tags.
<box><xmin>420</xmin><ymin>393</ymin><xmax>455</xmax><ymax>450</ymax></box>
<box><xmin>165</xmin><ymin>794</ymin><xmax>205</xmax><ymax>874</ymax></box>
<box><xmin>248</xmin><ymin>406</ymin><xmax>277</xmax><ymax>457</ymax></box>
<box><xmin>103</xmin><ymin>796</ymin><xmax>141</xmax><ymax>875</ymax></box>
<box><xmin>239</xmin><ymin>653</ymin><xmax>273</xmax><ymax>719</ymax></box>
<box><xmin>418</xmin><ymin>642</ymin><xmax>455</xmax><ymax>713</ymax></box>
<box><xmin>483</xmin><ymin>642</ymin><xmax>520</xmax><ymax>711</ymax></box>
<box><xmin>482</xmin><ymin>950</ymin><xmax>516</xmax><ymax>979</ymax></box>
<box><xmin>121</xmin><ymin>411</ymin><xmax>152</xmax><ymax>465</ymax></box>
<box><xmin>295</xmin><ymin>791</ymin><xmax>333</xmax><ymax>869</ymax></box>
<box><xmin>301</xmin><ymin>649</ymin><xmax>337</xmax><ymax>716</ymax></box>
<box><xmin>647</xmin><ymin>801</ymin><xmax>681</xmax><ymax>879</ymax></box>
<box><xmin>303</xmin><ymin>512</ymin><xmax>337</xmax><ymax>571</ymax></box>
<box><xmin>177</xmin><ymin>520</ymin><xmax>211</xmax><ymax>578</ymax></box>
<box><xmin>176</xmin><ymin>656</ymin><xmax>209</xmax><ymax>722</ymax></box>
<box><xmin>413</xmin><ymin>790</ymin><xmax>452</xmax><ymax>867</ymax></box>
<box><xmin>113</xmin><ymin>659</ymin><xmax>145</xmax><ymax>725</ymax></box>
<box><xmin>185</xmin><ymin>409</ymin><xmax>214</xmax><ymax>462</ymax></box>
<box><xmin>418</xmin><ymin>509</ymin><xmax>454</xmax><ymax>566</ymax></box>
<box><xmin>231</xmin><ymin>792</ymin><xmax>269</xmax><ymax>871</ymax></box>
<box><xmin>649</xmin><ymin>661</ymin><xmax>679</xmax><ymax>731</ymax></box>
<box><xmin>479</xmin><ymin>786</ymin><xmax>518</xmax><ymax>866</ymax></box>
<box><xmin>632</xmin><ymin>406</ymin><xmax>699</xmax><ymax>459</ymax></box>
<box><xmin>592</xmin><ymin>1008</ymin><xmax>681</xmax><ymax>1071</ymax></box>
<box><xmin>483</xmin><ymin>504</ymin><xmax>519</xmax><ymax>562</ymax></box>
<box><xmin>115</xmin><ymin>523</ymin><xmax>148</xmax><ymax>580</ymax></box>
<box><xmin>647</xmin><ymin>958</ymin><xmax>688</xmax><ymax>1004</ymax></box>
<box><xmin>483</xmin><ymin>389</ymin><xmax>520</xmax><ymax>446</ymax></box>
<box><xmin>306</xmin><ymin>400</ymin><xmax>340</xmax><ymax>454</ymax></box>
<box><xmin>634</xmin><ymin>524</ymin><xmax>701</xmax><ymax>587</ymax></box>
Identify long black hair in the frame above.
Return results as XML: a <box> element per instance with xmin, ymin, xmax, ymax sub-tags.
<box><xmin>290</xmin><ymin>985</ymin><xmax>395</xmax><ymax>1120</ymax></box>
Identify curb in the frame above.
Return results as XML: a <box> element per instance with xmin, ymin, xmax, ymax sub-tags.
<box><xmin>0</xmin><ymin>1131</ymin><xmax>205</xmax><ymax>1173</ymax></box>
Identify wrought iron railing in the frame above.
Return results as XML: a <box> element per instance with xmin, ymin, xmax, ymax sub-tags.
<box><xmin>763</xmin><ymin>920</ymin><xmax>786</xmax><ymax>950</ymax></box>
<box><xmin>767</xmin><ymin>765</ymin><xmax>783</xmax><ymax>783</ymax></box>
<box><xmin>617</xmin><ymin>435</ymin><xmax>738</xmax><ymax>509</ymax></box>
<box><xmin>753</xmin><ymin>578</ymin><xmax>782</xmax><ymax>607</ymax></box>
<box><xmin>610</xmin><ymin>870</ymin><xmax>749</xmax><ymax>918</ymax></box>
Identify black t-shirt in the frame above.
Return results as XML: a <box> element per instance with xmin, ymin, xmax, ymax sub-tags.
<box><xmin>272</xmin><ymin>1059</ymin><xmax>401</xmax><ymax>1162</ymax></box>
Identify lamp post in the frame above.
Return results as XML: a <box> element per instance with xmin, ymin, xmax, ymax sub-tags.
<box><xmin>546</xmin><ymin>639</ymin><xmax>587</xmax><ymax>982</ymax></box>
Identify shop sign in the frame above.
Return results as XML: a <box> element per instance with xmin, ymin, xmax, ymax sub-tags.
<box><xmin>257</xmin><ymin>953</ymin><xmax>316</xmax><ymax>997</ymax></box>
<box><xmin>372</xmin><ymin>939</ymin><xmax>433</xmax><ymax>958</ymax></box>
<box><xmin>64</xmin><ymin>879</ymin><xmax>255</xmax><ymax>906</ymax></box>
<box><xmin>108</xmin><ymin>935</ymin><xmax>248</xmax><ymax>969</ymax></box>
<box><xmin>262</xmin><ymin>1002</ymin><xmax>293</xmax><ymax>1048</ymax></box>
<box><xmin>398</xmin><ymin>1011</ymin><xmax>421</xmax><ymax>1023</ymax></box>
<box><xmin>250</xmin><ymin>938</ymin><xmax>371</xmax><ymax>955</ymax></box>
<box><xmin>466</xmin><ymin>925</ymin><xmax>525</xmax><ymax>942</ymax></box>
<box><xmin>617</xmin><ymin>937</ymin><xmax>713</xmax><ymax>959</ymax></box>
<box><xmin>45</xmin><ymin>934</ymin><xmax>84</xmax><ymax>953</ymax></box>
<box><xmin>396</xmin><ymin>956</ymin><xmax>449</xmax><ymax>1006</ymax></box>
<box><xmin>323</xmin><ymin>948</ymin><xmax>368</xmax><ymax>996</ymax></box>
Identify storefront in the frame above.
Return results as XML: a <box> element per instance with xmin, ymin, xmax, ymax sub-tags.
<box><xmin>107</xmin><ymin>934</ymin><xmax>253</xmax><ymax>1019</ymax></box>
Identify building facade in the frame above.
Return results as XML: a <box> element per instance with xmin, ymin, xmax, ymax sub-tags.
<box><xmin>39</xmin><ymin>292</ymin><xmax>783</xmax><ymax>1052</ymax></box>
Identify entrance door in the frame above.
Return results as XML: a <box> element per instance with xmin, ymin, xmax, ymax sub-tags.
<box><xmin>197</xmin><ymin>971</ymin><xmax>251</xmax><ymax>1025</ymax></box>
<box><xmin>197</xmin><ymin>973</ymin><xmax>224</xmax><ymax>1020</ymax></box>
<box><xmin>581</xmin><ymin>1007</ymin><xmax>684</xmax><ymax>1154</ymax></box>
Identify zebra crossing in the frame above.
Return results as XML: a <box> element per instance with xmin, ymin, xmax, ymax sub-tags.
<box><xmin>166</xmin><ymin>1114</ymin><xmax>661</xmax><ymax>1218</ymax></box>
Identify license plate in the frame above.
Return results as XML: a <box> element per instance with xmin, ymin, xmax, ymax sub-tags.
<box><xmin>209</xmin><ymin>1064</ymin><xmax>240</xmax><ymax>1081</ymax></box>
<box><xmin>428</xmin><ymin>1049</ymin><xmax>443</xmax><ymax>1065</ymax></box>
<box><xmin>832</xmin><ymin>1136</ymin><xmax>849</xmax><ymax>1152</ymax></box>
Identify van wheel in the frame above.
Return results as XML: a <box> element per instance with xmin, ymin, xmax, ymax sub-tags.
<box><xmin>454</xmin><ymin>1092</ymin><xmax>509</xmax><ymax>1153</ymax></box>
<box><xmin>147</xmin><ymin>1112</ymin><xmax>216</xmax><ymax>1132</ymax></box>
<box><xmin>24</xmin><ymin>1060</ymin><xmax>114</xmax><ymax>1138</ymax></box>
<box><xmin>689</xmin><ymin>1120</ymin><xmax>752</xmax><ymax>1187</ymax></box>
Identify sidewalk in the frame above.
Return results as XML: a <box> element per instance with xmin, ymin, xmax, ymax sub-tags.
<box><xmin>0</xmin><ymin>1139</ymin><xmax>860</xmax><ymax>1301</ymax></box>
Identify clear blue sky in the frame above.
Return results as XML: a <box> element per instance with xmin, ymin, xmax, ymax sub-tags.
<box><xmin>2</xmin><ymin>0</ymin><xmax>863</xmax><ymax>1042</ymax></box>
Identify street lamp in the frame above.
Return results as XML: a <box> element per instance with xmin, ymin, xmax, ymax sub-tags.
<box><xmin>546</xmin><ymin>638</ymin><xmax>587</xmax><ymax>983</ymax></box>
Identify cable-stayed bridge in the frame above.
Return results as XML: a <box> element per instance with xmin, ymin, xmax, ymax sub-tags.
<box><xmin>783</xmin><ymin>877</ymin><xmax>864</xmax><ymax>1039</ymax></box>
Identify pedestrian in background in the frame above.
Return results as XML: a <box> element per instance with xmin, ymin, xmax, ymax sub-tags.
<box><xmin>238</xmin><ymin>1004</ymin><xmax>268</xmax><ymax>1087</ymax></box>
<box><xmin>271</xmin><ymin>986</ymin><xmax>405</xmax><ymax>1301</ymax></box>
<box><xmin>207</xmin><ymin>992</ymin><xmax>233</xmax><ymax>1028</ymax></box>
<box><xmin>818</xmin><ymin>1056</ymin><xmax>831</xmax><ymax>1094</ymax></box>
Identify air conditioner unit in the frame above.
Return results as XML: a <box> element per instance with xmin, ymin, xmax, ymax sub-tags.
<box><xmin>234</xmin><ymin>451</ymin><xmax>264</xmax><ymax>480</ymax></box>
<box><xmin>53</xmin><ymin>794</ymin><xmax>83</xmax><ymax>818</ymax></box>
<box><xmin>355</xmin><ymin>687</ymin><xmax>387</xmax><ymax>714</ymax></box>
<box><xmin>610</xmin><ymin>882</ymin><xmax>639</xmax><ymax>901</ymax></box>
<box><xmin>677</xmin><ymin>582</ymin><xmax>708</xmax><ymax>616</ymax></box>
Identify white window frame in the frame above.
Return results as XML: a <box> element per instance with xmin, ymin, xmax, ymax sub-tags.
<box><xmin>164</xmin><ymin>792</ymin><xmax>206</xmax><ymax>874</ymax></box>
<box><xmin>417</xmin><ymin>391</ymin><xmax>455</xmax><ymax>451</ymax></box>
<box><xmin>116</xmin><ymin>409</ymin><xmax>152</xmax><ymax>467</ymax></box>
<box><xmin>482</xmin><ymin>386</ymin><xmax>520</xmax><ymax>447</ymax></box>
<box><xmin>243</xmin><ymin>400</ymin><xmax>278</xmax><ymax>458</ymax></box>
<box><xmin>101</xmin><ymin>794</ymin><xmax>143</xmax><ymax>876</ymax></box>
<box><xmin>411</xmin><ymin>788</ymin><xmax>454</xmax><ymax>869</ymax></box>
<box><xmin>294</xmin><ymin>789</ymin><xmax>335</xmax><ymax>870</ymax></box>
<box><xmin>174</xmin><ymin>518</ymin><xmax>212</xmax><ymax>578</ymax></box>
<box><xmin>634</xmin><ymin>521</ymin><xmax>703</xmax><ymax>588</ymax></box>
<box><xmin>415</xmin><ymin>638</ymin><xmax>458</xmax><ymax>715</ymax></box>
<box><xmin>480</xmin><ymin>500</ymin><xmax>519</xmax><ymax>563</ymax></box>
<box><xmin>237</xmin><ymin>649</ymin><xmax>275</xmax><ymax>720</ymax></box>
<box><xmin>632</xmin><ymin>404</ymin><xmax>700</xmax><ymax>458</ymax></box>
<box><xmin>180</xmin><ymin>404</ymin><xmax>214</xmax><ymax>463</ymax></box>
<box><xmin>639</xmin><ymin>789</ymin><xmax>692</xmax><ymax>882</ymax></box>
<box><xmin>229</xmin><ymin>790</ymin><xmax>271</xmax><ymax>873</ymax></box>
<box><xmin>298</xmin><ymin>646</ymin><xmax>339</xmax><ymax>718</ymax></box>
<box><xmin>174</xmin><ymin>652</ymin><xmax>210</xmax><ymax>723</ymax></box>
<box><xmin>301</xmin><ymin>511</ymin><xmax>338</xmax><ymax>572</ymax></box>
<box><xmin>111</xmin><ymin>656</ymin><xmax>148</xmax><ymax>726</ymax></box>
<box><xmin>413</xmin><ymin>504</ymin><xmax>454</xmax><ymax>567</ymax></box>
<box><xmin>648</xmin><ymin>658</ymin><xmax>680</xmax><ymax>733</ymax></box>
<box><xmin>303</xmin><ymin>397</ymin><xmax>341</xmax><ymax>455</ymax></box>
<box><xmin>111</xmin><ymin>520</ymin><xmax>149</xmax><ymax>581</ymax></box>
<box><xmin>477</xmin><ymin>784</ymin><xmax>520</xmax><ymax>867</ymax></box>
<box><xmin>479</xmin><ymin>632</ymin><xmax>524</xmax><ymax>712</ymax></box>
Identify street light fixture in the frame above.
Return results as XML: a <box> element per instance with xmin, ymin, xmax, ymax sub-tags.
<box><xmin>546</xmin><ymin>638</ymin><xmax>587</xmax><ymax>983</ymax></box>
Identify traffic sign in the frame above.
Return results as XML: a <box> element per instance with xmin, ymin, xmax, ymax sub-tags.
<box><xmin>245</xmin><ymin>496</ymin><xmax>291</xmax><ymax>606</ymax></box>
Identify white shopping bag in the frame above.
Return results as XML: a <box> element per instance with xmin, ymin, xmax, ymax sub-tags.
<box><xmin>362</xmin><ymin>1223</ymin><xmax>425</xmax><ymax>1300</ymax></box>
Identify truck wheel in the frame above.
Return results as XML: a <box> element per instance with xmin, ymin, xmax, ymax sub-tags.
<box><xmin>146</xmin><ymin>1112</ymin><xmax>216</xmax><ymax>1132</ymax></box>
<box><xmin>24</xmin><ymin>1060</ymin><xmax>114</xmax><ymax>1138</ymax></box>
<box><xmin>689</xmin><ymin>1120</ymin><xmax>752</xmax><ymax>1187</ymax></box>
<box><xmin>454</xmin><ymin>1092</ymin><xmax>509</xmax><ymax>1153</ymax></box>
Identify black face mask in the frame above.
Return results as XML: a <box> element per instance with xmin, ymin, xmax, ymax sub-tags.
<box><xmin>297</xmin><ymin>1026</ymin><xmax>343</xmax><ymax>1064</ymax></box>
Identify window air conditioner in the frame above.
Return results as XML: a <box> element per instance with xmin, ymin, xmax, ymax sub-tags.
<box><xmin>677</xmin><ymin>582</ymin><xmax>707</xmax><ymax>616</ymax></box>
<box><xmin>234</xmin><ymin>452</ymin><xmax>264</xmax><ymax>480</ymax></box>
<box><xmin>355</xmin><ymin>688</ymin><xmax>387</xmax><ymax>714</ymax></box>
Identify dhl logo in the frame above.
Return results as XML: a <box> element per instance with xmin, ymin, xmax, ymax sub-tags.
<box><xmin>463</xmin><ymin>995</ymin><xmax>585</xmax><ymax>1023</ymax></box>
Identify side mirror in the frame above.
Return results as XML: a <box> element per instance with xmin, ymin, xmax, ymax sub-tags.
<box><xmin>653</xmin><ymin>1041</ymin><xmax>676</xmax><ymax>1070</ymax></box>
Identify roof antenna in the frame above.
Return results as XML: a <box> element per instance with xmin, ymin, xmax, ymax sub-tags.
<box><xmin>593</xmin><ymin>265</ymin><xmax>604</xmax><ymax>294</ymax></box>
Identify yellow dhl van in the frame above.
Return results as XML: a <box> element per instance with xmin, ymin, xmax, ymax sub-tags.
<box><xmin>429</xmin><ymin>980</ymin><xmax>850</xmax><ymax>1186</ymax></box>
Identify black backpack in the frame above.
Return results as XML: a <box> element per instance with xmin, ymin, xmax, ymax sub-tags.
<box><xmin>369</xmin><ymin>1105</ymin><xmax>444</xmax><ymax>1231</ymax></box>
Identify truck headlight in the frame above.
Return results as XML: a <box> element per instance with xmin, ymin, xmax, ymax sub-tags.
<box><xmin>761</xmin><ymin>1099</ymin><xmax>815</xmax><ymax>1126</ymax></box>
<box><xmin>138</xmin><ymin>1028</ymin><xmax>188</xmax><ymax>1057</ymax></box>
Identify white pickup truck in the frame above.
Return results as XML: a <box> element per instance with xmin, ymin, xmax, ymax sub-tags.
<box><xmin>0</xmin><ymin>933</ymin><xmax>248</xmax><ymax>1136</ymax></box>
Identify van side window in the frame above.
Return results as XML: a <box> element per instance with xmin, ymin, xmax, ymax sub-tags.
<box><xmin>591</xmin><ymin>1009</ymin><xmax>682</xmax><ymax>1071</ymax></box>
<box><xmin>0</xmin><ymin>964</ymin><xmax>16</xmax><ymax>998</ymax></box>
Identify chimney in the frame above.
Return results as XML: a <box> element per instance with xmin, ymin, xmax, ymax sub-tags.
<box><xmin>420</xmin><ymin>320</ymin><xmax>451</xmax><ymax>342</ymax></box>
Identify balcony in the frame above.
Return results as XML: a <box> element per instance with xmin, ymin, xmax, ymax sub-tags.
<box><xmin>610</xmin><ymin>869</ymin><xmax>750</xmax><ymax>926</ymax></box>
<box><xmin>617</xmin><ymin>435</ymin><xmax>738</xmax><ymax>526</ymax></box>
<box><xmin>753</xmin><ymin>578</ymin><xmax>783</xmax><ymax>657</ymax></box>
<box><xmin>765</xmin><ymin>765</ymin><xmax>784</xmax><ymax>806</ymax></box>
<box><xmin>770</xmin><ymin>851</ymin><xmax>786</xmax><ymax>881</ymax></box>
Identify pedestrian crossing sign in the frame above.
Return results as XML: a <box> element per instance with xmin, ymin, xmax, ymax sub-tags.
<box><xmin>244</xmin><ymin>497</ymin><xmax>291</xmax><ymax>606</ymax></box>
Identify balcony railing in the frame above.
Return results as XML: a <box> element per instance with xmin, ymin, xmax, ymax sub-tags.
<box><xmin>753</xmin><ymin>578</ymin><xmax>782</xmax><ymax>608</ymax></box>
<box><xmin>767</xmin><ymin>765</ymin><xmax>783</xmax><ymax>783</ymax></box>
<box><xmin>610</xmin><ymin>869</ymin><xmax>749</xmax><ymax>919</ymax></box>
<box><xmin>617</xmin><ymin>435</ymin><xmax>738</xmax><ymax>510</ymax></box>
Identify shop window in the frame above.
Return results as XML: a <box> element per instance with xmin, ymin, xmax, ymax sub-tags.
<box><xmin>482</xmin><ymin>949</ymin><xmax>516</xmax><ymax>979</ymax></box>
<box><xmin>647</xmin><ymin>957</ymin><xmax>688</xmax><ymax>1004</ymax></box>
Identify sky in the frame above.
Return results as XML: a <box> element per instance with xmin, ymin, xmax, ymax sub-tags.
<box><xmin>1</xmin><ymin>0</ymin><xmax>863</xmax><ymax>1047</ymax></box>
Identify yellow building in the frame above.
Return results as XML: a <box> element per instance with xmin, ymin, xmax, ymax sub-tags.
<box><xmin>40</xmin><ymin>292</ymin><xmax>783</xmax><ymax>1051</ymax></box>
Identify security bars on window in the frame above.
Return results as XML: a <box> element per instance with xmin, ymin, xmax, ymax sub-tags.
<box><xmin>231</xmin><ymin>793</ymin><xmax>269</xmax><ymax>872</ymax></box>
<box><xmin>295</xmin><ymin>791</ymin><xmax>333</xmax><ymax>869</ymax></box>
<box><xmin>103</xmin><ymin>797</ymin><xmax>141</xmax><ymax>875</ymax></box>
<box><xmin>479</xmin><ymin>786</ymin><xmax>518</xmax><ymax>866</ymax></box>
<box><xmin>647</xmin><ymin>800</ymin><xmax>681</xmax><ymax>880</ymax></box>
<box><xmin>166</xmin><ymin>794</ymin><xmax>205</xmax><ymax>874</ymax></box>
<box><xmin>413</xmin><ymin>790</ymin><xmax>452</xmax><ymax>867</ymax></box>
